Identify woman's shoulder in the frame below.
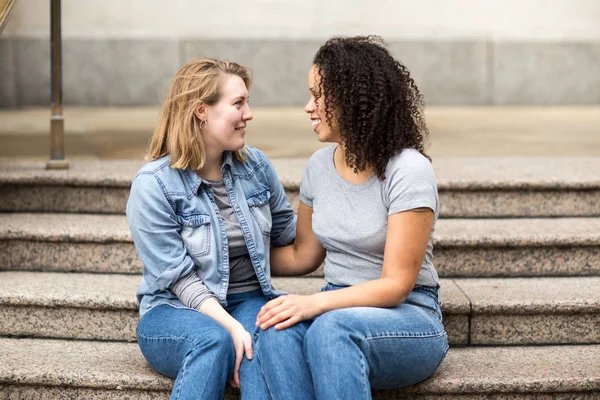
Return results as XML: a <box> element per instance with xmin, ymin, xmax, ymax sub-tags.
<box><xmin>307</xmin><ymin>146</ymin><xmax>336</xmax><ymax>167</ymax></box>
<box><xmin>386</xmin><ymin>149</ymin><xmax>435</xmax><ymax>181</ymax></box>
<box><xmin>135</xmin><ymin>155</ymin><xmax>172</xmax><ymax>177</ymax></box>
<box><xmin>132</xmin><ymin>155</ymin><xmax>189</xmax><ymax>193</ymax></box>
<box><xmin>388</xmin><ymin>148</ymin><xmax>432</xmax><ymax>170</ymax></box>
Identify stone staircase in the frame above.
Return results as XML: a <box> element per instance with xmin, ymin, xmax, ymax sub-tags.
<box><xmin>0</xmin><ymin>157</ymin><xmax>599</xmax><ymax>399</ymax></box>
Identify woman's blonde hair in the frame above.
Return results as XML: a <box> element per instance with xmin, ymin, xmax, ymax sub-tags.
<box><xmin>146</xmin><ymin>58</ymin><xmax>252</xmax><ymax>170</ymax></box>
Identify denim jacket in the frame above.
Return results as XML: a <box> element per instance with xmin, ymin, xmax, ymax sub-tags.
<box><xmin>126</xmin><ymin>146</ymin><xmax>296</xmax><ymax>316</ymax></box>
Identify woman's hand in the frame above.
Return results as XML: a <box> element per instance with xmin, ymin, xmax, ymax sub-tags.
<box><xmin>256</xmin><ymin>294</ymin><xmax>323</xmax><ymax>330</ymax></box>
<box><xmin>227</xmin><ymin>322</ymin><xmax>253</xmax><ymax>389</ymax></box>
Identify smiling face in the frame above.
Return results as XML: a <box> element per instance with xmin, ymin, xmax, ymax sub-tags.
<box><xmin>304</xmin><ymin>65</ymin><xmax>341</xmax><ymax>143</ymax></box>
<box><xmin>199</xmin><ymin>74</ymin><xmax>253</xmax><ymax>154</ymax></box>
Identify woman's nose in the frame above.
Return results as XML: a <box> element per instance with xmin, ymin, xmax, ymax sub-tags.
<box><xmin>244</xmin><ymin>105</ymin><xmax>253</xmax><ymax>121</ymax></box>
<box><xmin>304</xmin><ymin>98</ymin><xmax>314</xmax><ymax>114</ymax></box>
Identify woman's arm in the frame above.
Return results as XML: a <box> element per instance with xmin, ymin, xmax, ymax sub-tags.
<box><xmin>257</xmin><ymin>208</ymin><xmax>433</xmax><ymax>330</ymax></box>
<box><xmin>270</xmin><ymin>202</ymin><xmax>326</xmax><ymax>276</ymax></box>
<box><xmin>127</xmin><ymin>174</ymin><xmax>250</xmax><ymax>387</ymax></box>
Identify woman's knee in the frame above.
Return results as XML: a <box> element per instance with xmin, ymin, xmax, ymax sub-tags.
<box><xmin>257</xmin><ymin>321</ymin><xmax>309</xmax><ymax>355</ymax></box>
<box><xmin>304</xmin><ymin>310</ymin><xmax>360</xmax><ymax>355</ymax></box>
<box><xmin>138</xmin><ymin>321</ymin><xmax>235</xmax><ymax>378</ymax></box>
<box><xmin>201</xmin><ymin>324</ymin><xmax>236</xmax><ymax>359</ymax></box>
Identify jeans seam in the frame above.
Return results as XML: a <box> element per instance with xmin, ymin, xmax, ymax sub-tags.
<box><xmin>137</xmin><ymin>333</ymin><xmax>205</xmax><ymax>347</ymax></box>
<box><xmin>254</xmin><ymin>334</ymin><xmax>275</xmax><ymax>400</ymax></box>
<box><xmin>359</xmin><ymin>349</ymin><xmax>370</xmax><ymax>400</ymax></box>
<box><xmin>362</xmin><ymin>330</ymin><xmax>447</xmax><ymax>341</ymax></box>
<box><xmin>174</xmin><ymin>350</ymin><xmax>189</xmax><ymax>400</ymax></box>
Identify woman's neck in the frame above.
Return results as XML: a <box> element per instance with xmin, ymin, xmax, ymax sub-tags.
<box><xmin>196</xmin><ymin>150</ymin><xmax>224</xmax><ymax>181</ymax></box>
<box><xmin>333</xmin><ymin>144</ymin><xmax>374</xmax><ymax>184</ymax></box>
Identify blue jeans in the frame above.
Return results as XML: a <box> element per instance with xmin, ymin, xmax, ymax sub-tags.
<box><xmin>256</xmin><ymin>284</ymin><xmax>449</xmax><ymax>400</ymax></box>
<box><xmin>137</xmin><ymin>289</ymin><xmax>271</xmax><ymax>400</ymax></box>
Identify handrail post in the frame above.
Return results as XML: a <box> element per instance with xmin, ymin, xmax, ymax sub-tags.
<box><xmin>46</xmin><ymin>0</ymin><xmax>68</xmax><ymax>169</ymax></box>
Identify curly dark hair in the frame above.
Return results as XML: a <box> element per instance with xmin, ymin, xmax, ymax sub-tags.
<box><xmin>313</xmin><ymin>35</ymin><xmax>430</xmax><ymax>179</ymax></box>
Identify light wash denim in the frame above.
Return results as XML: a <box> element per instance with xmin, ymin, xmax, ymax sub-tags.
<box><xmin>256</xmin><ymin>284</ymin><xmax>449</xmax><ymax>400</ymax></box>
<box><xmin>126</xmin><ymin>146</ymin><xmax>296</xmax><ymax>317</ymax></box>
<box><xmin>137</xmin><ymin>290</ymin><xmax>272</xmax><ymax>399</ymax></box>
<box><xmin>128</xmin><ymin>146</ymin><xmax>298</xmax><ymax>399</ymax></box>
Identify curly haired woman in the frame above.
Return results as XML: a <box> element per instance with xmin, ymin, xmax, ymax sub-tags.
<box><xmin>255</xmin><ymin>36</ymin><xmax>449</xmax><ymax>399</ymax></box>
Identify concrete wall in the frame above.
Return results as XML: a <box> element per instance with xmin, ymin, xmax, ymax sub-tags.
<box><xmin>1</xmin><ymin>0</ymin><xmax>600</xmax><ymax>107</ymax></box>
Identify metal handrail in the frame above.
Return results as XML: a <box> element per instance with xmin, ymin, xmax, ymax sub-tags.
<box><xmin>47</xmin><ymin>0</ymin><xmax>68</xmax><ymax>169</ymax></box>
<box><xmin>0</xmin><ymin>0</ymin><xmax>17</xmax><ymax>34</ymax></box>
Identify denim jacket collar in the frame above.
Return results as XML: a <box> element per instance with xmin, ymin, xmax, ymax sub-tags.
<box><xmin>180</xmin><ymin>151</ymin><xmax>237</xmax><ymax>197</ymax></box>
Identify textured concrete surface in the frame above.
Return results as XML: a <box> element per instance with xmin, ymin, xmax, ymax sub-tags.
<box><xmin>3</xmin><ymin>182</ymin><xmax>598</xmax><ymax>218</ymax></box>
<box><xmin>455</xmin><ymin>277</ymin><xmax>600</xmax><ymax>345</ymax></box>
<box><xmin>0</xmin><ymin>213</ymin><xmax>131</xmax><ymax>242</ymax></box>
<box><xmin>0</xmin><ymin>240</ymin><xmax>141</xmax><ymax>273</ymax></box>
<box><xmin>2</xmin><ymin>107</ymin><xmax>600</xmax><ymax>158</ymax></box>
<box><xmin>438</xmin><ymin>189</ymin><xmax>600</xmax><ymax>218</ymax></box>
<box><xmin>434</xmin><ymin>218</ymin><xmax>600</xmax><ymax>247</ymax></box>
<box><xmin>435</xmin><ymin>246</ymin><xmax>600</xmax><ymax>277</ymax></box>
<box><xmin>0</xmin><ymin>272</ymin><xmax>468</xmax><ymax>344</ymax></box>
<box><xmin>0</xmin><ymin>185</ymin><xmax>131</xmax><ymax>214</ymax></box>
<box><xmin>2</xmin><ymin>157</ymin><xmax>600</xmax><ymax>189</ymax></box>
<box><xmin>2</xmin><ymin>214</ymin><xmax>599</xmax><ymax>276</ymax></box>
<box><xmin>3</xmin><ymin>214</ymin><xmax>600</xmax><ymax>248</ymax></box>
<box><xmin>3</xmin><ymin>272</ymin><xmax>598</xmax><ymax>346</ymax></box>
<box><xmin>0</xmin><ymin>339</ymin><xmax>598</xmax><ymax>398</ymax></box>
<box><xmin>2</xmin><ymin>156</ymin><xmax>599</xmax><ymax>217</ymax></box>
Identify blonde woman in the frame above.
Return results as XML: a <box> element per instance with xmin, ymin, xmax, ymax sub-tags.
<box><xmin>127</xmin><ymin>58</ymin><xmax>299</xmax><ymax>399</ymax></box>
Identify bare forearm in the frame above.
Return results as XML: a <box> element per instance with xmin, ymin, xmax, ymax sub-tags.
<box><xmin>270</xmin><ymin>245</ymin><xmax>321</xmax><ymax>276</ymax></box>
<box><xmin>198</xmin><ymin>297</ymin><xmax>242</xmax><ymax>332</ymax></box>
<box><xmin>315</xmin><ymin>278</ymin><xmax>413</xmax><ymax>314</ymax></box>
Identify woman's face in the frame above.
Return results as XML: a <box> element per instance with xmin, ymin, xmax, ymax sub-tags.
<box><xmin>304</xmin><ymin>65</ymin><xmax>341</xmax><ymax>143</ymax></box>
<box><xmin>201</xmin><ymin>74</ymin><xmax>253</xmax><ymax>153</ymax></box>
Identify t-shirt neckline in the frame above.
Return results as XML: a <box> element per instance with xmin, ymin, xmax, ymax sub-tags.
<box><xmin>327</xmin><ymin>145</ymin><xmax>378</xmax><ymax>191</ymax></box>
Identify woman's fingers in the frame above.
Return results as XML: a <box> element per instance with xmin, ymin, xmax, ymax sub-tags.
<box><xmin>244</xmin><ymin>333</ymin><xmax>253</xmax><ymax>360</ymax></box>
<box><xmin>275</xmin><ymin>315</ymin><xmax>302</xmax><ymax>330</ymax></box>
<box><xmin>257</xmin><ymin>297</ymin><xmax>283</xmax><ymax>319</ymax></box>
<box><xmin>230</xmin><ymin>328</ymin><xmax>253</xmax><ymax>389</ymax></box>
<box><xmin>260</xmin><ymin>309</ymin><xmax>294</xmax><ymax>330</ymax></box>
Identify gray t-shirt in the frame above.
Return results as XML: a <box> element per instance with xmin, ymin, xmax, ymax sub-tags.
<box><xmin>300</xmin><ymin>146</ymin><xmax>439</xmax><ymax>288</ymax></box>
<box><xmin>171</xmin><ymin>180</ymin><xmax>260</xmax><ymax>309</ymax></box>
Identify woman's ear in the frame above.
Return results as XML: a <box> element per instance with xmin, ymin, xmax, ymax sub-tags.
<box><xmin>194</xmin><ymin>102</ymin><xmax>207</xmax><ymax>121</ymax></box>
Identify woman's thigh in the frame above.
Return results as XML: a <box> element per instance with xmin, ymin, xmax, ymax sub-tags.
<box><xmin>227</xmin><ymin>291</ymin><xmax>269</xmax><ymax>334</ymax></box>
<box><xmin>307</xmin><ymin>290</ymin><xmax>448</xmax><ymax>389</ymax></box>
<box><xmin>136</xmin><ymin>304</ymin><xmax>234</xmax><ymax>379</ymax></box>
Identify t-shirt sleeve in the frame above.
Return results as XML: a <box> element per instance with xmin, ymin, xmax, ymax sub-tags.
<box><xmin>299</xmin><ymin>157</ymin><xmax>314</xmax><ymax>207</ymax></box>
<box><xmin>386</xmin><ymin>152</ymin><xmax>438</xmax><ymax>215</ymax></box>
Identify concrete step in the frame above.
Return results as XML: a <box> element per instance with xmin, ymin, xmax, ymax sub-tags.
<box><xmin>1</xmin><ymin>213</ymin><xmax>599</xmax><ymax>277</ymax></box>
<box><xmin>2</xmin><ymin>271</ymin><xmax>599</xmax><ymax>346</ymax></box>
<box><xmin>0</xmin><ymin>338</ymin><xmax>598</xmax><ymax>399</ymax></box>
<box><xmin>1</xmin><ymin>158</ymin><xmax>599</xmax><ymax>217</ymax></box>
<box><xmin>0</xmin><ymin>272</ymin><xmax>466</xmax><ymax>345</ymax></box>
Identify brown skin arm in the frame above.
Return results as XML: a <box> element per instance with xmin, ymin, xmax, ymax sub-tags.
<box><xmin>270</xmin><ymin>201</ymin><xmax>326</xmax><ymax>276</ymax></box>
<box><xmin>257</xmin><ymin>208</ymin><xmax>434</xmax><ymax>330</ymax></box>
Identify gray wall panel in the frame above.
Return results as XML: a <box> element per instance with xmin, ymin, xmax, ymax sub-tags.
<box><xmin>109</xmin><ymin>40</ymin><xmax>179</xmax><ymax>106</ymax></box>
<box><xmin>0</xmin><ymin>39</ymin><xmax>16</xmax><ymax>108</ymax></box>
<box><xmin>389</xmin><ymin>41</ymin><xmax>490</xmax><ymax>106</ymax></box>
<box><xmin>493</xmin><ymin>42</ymin><xmax>600</xmax><ymax>105</ymax></box>
<box><xmin>15</xmin><ymin>38</ymin><xmax>50</xmax><ymax>106</ymax></box>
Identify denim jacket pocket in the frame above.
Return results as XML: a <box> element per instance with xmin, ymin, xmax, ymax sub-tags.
<box><xmin>176</xmin><ymin>213</ymin><xmax>212</xmax><ymax>257</ymax></box>
<box><xmin>246</xmin><ymin>189</ymin><xmax>272</xmax><ymax>235</ymax></box>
